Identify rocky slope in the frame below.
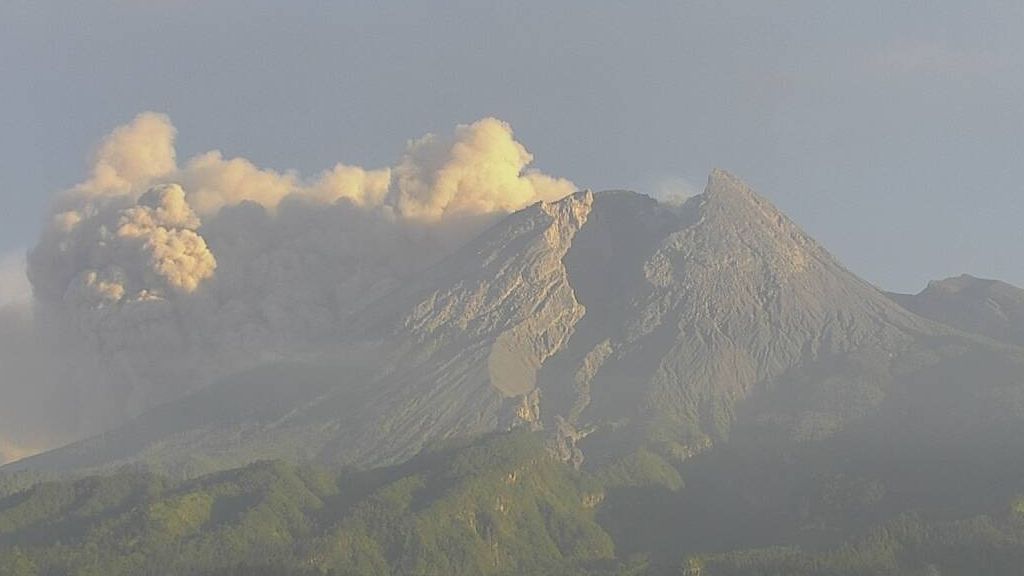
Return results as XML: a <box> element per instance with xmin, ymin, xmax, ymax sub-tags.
<box><xmin>536</xmin><ymin>170</ymin><xmax>938</xmax><ymax>460</ymax></box>
<box><xmin>8</xmin><ymin>170</ymin><xmax>1024</xmax><ymax>478</ymax></box>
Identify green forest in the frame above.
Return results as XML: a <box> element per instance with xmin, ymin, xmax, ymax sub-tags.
<box><xmin>2</xmin><ymin>430</ymin><xmax>1024</xmax><ymax>576</ymax></box>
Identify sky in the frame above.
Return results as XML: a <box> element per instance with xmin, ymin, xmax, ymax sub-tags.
<box><xmin>1</xmin><ymin>1</ymin><xmax>1022</xmax><ymax>293</ymax></box>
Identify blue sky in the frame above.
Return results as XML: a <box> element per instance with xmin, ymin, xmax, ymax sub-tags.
<box><xmin>2</xmin><ymin>1</ymin><xmax>1022</xmax><ymax>292</ymax></box>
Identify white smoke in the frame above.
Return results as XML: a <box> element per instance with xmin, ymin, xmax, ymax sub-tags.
<box><xmin>74</xmin><ymin>112</ymin><xmax>178</xmax><ymax>198</ymax></box>
<box><xmin>10</xmin><ymin>113</ymin><xmax>577</xmax><ymax>449</ymax></box>
<box><xmin>648</xmin><ymin>175</ymin><xmax>698</xmax><ymax>207</ymax></box>
<box><xmin>393</xmin><ymin>117</ymin><xmax>575</xmax><ymax>221</ymax></box>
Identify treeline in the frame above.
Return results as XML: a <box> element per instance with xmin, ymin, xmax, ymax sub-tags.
<box><xmin>693</xmin><ymin>513</ymin><xmax>1024</xmax><ymax>576</ymax></box>
<box><xmin>5</xmin><ymin>430</ymin><xmax>1024</xmax><ymax>575</ymax></box>
<box><xmin>0</xmin><ymin>431</ymin><xmax>635</xmax><ymax>576</ymax></box>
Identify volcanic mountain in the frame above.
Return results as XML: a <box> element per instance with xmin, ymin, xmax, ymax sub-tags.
<box><xmin>891</xmin><ymin>274</ymin><xmax>1024</xmax><ymax>348</ymax></box>
<box><xmin>8</xmin><ymin>170</ymin><xmax>1024</xmax><ymax>478</ymax></box>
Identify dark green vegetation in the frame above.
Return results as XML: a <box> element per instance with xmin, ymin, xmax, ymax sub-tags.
<box><xmin>4</xmin><ymin>428</ymin><xmax>1024</xmax><ymax>575</ymax></box>
<box><xmin>0</xmin><ymin>432</ymin><xmax>622</xmax><ymax>575</ymax></box>
<box><xmin>693</xmin><ymin>513</ymin><xmax>1024</xmax><ymax>576</ymax></box>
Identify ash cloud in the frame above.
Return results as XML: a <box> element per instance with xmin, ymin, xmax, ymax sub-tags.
<box><xmin>393</xmin><ymin>117</ymin><xmax>575</xmax><ymax>221</ymax></box>
<box><xmin>4</xmin><ymin>113</ymin><xmax>576</xmax><ymax>459</ymax></box>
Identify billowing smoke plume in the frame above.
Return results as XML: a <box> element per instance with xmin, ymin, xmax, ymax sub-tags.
<box><xmin>74</xmin><ymin>112</ymin><xmax>178</xmax><ymax>198</ymax></box>
<box><xmin>32</xmin><ymin>113</ymin><xmax>572</xmax><ymax>303</ymax></box>
<box><xmin>3</xmin><ymin>113</ymin><xmax>575</xmax><ymax>459</ymax></box>
<box><xmin>393</xmin><ymin>117</ymin><xmax>574</xmax><ymax>220</ymax></box>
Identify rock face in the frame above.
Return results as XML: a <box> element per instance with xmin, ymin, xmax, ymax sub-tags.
<box><xmin>325</xmin><ymin>191</ymin><xmax>595</xmax><ymax>466</ymax></box>
<box><xmin>13</xmin><ymin>170</ymin><xmax>1024</xmax><ymax>477</ymax></box>
<box><xmin>536</xmin><ymin>170</ymin><xmax>933</xmax><ymax>458</ymax></box>
<box><xmin>386</xmin><ymin>189</ymin><xmax>593</xmax><ymax>400</ymax></box>
<box><xmin>500</xmin><ymin>389</ymin><xmax>543</xmax><ymax>432</ymax></box>
<box><xmin>349</xmin><ymin>169</ymin><xmax>937</xmax><ymax>464</ymax></box>
<box><xmin>891</xmin><ymin>274</ymin><xmax>1024</xmax><ymax>347</ymax></box>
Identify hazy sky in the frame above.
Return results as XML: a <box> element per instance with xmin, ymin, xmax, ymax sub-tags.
<box><xmin>2</xmin><ymin>1</ymin><xmax>1022</xmax><ymax>293</ymax></box>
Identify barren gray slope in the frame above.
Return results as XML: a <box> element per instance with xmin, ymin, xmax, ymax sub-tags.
<box><xmin>537</xmin><ymin>170</ymin><xmax>942</xmax><ymax>458</ymax></box>
<box><xmin>8</xmin><ymin>170</ymin><xmax>1021</xmax><ymax>477</ymax></box>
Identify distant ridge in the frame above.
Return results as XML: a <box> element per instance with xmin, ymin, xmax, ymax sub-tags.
<box><xmin>890</xmin><ymin>273</ymin><xmax>1024</xmax><ymax>347</ymax></box>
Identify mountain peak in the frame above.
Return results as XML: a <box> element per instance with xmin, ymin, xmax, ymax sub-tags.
<box><xmin>696</xmin><ymin>169</ymin><xmax>793</xmax><ymax>235</ymax></box>
<box><xmin>704</xmin><ymin>168</ymin><xmax>760</xmax><ymax>204</ymax></box>
<box><xmin>539</xmin><ymin>188</ymin><xmax>594</xmax><ymax>228</ymax></box>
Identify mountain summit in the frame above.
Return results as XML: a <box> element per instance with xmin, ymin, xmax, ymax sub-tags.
<box><xmin>9</xmin><ymin>171</ymin><xmax>1023</xmax><ymax>477</ymax></box>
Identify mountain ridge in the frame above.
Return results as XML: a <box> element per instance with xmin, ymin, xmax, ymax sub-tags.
<box><xmin>6</xmin><ymin>170</ymin><xmax>1023</xmax><ymax>479</ymax></box>
<box><xmin>890</xmin><ymin>273</ymin><xmax>1024</xmax><ymax>348</ymax></box>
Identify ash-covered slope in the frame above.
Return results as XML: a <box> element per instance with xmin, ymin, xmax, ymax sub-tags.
<box><xmin>534</xmin><ymin>170</ymin><xmax>941</xmax><ymax>459</ymax></box>
<box><xmin>5</xmin><ymin>191</ymin><xmax>599</xmax><ymax>475</ymax></box>
<box><xmin>9</xmin><ymin>170</ymin><xmax>1020</xmax><ymax>477</ymax></box>
<box><xmin>316</xmin><ymin>191</ymin><xmax>596</xmax><ymax>466</ymax></box>
<box><xmin>341</xmin><ymin>168</ymin><xmax>944</xmax><ymax>463</ymax></box>
<box><xmin>891</xmin><ymin>274</ymin><xmax>1024</xmax><ymax>347</ymax></box>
